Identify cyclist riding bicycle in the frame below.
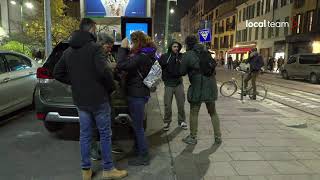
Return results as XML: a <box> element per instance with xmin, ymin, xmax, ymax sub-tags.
<box><xmin>243</xmin><ymin>48</ymin><xmax>264</xmax><ymax>100</ymax></box>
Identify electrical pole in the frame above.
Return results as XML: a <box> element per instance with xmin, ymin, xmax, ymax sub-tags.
<box><xmin>44</xmin><ymin>0</ymin><xmax>52</xmax><ymax>58</ymax></box>
<box><xmin>164</xmin><ymin>0</ymin><xmax>170</xmax><ymax>51</ymax></box>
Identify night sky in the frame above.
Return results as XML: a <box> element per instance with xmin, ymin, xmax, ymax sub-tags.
<box><xmin>154</xmin><ymin>0</ymin><xmax>197</xmax><ymax>35</ymax></box>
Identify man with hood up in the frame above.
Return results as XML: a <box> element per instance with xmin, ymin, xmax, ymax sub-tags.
<box><xmin>159</xmin><ymin>41</ymin><xmax>187</xmax><ymax>131</ymax></box>
<box><xmin>179</xmin><ymin>35</ymin><xmax>221</xmax><ymax>145</ymax></box>
<box><xmin>53</xmin><ymin>18</ymin><xmax>128</xmax><ymax>180</ymax></box>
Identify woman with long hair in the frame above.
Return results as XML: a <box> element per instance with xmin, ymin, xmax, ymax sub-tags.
<box><xmin>117</xmin><ymin>31</ymin><xmax>156</xmax><ymax>166</ymax></box>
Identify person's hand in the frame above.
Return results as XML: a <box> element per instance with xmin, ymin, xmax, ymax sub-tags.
<box><xmin>121</xmin><ymin>38</ymin><xmax>129</xmax><ymax>48</ymax></box>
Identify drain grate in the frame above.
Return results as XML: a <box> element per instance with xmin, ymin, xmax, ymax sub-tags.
<box><xmin>238</xmin><ymin>108</ymin><xmax>260</xmax><ymax>112</ymax></box>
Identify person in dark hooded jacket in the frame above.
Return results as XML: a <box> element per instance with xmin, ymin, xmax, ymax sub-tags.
<box><xmin>53</xmin><ymin>18</ymin><xmax>127</xmax><ymax>180</ymax></box>
<box><xmin>180</xmin><ymin>35</ymin><xmax>221</xmax><ymax>145</ymax></box>
<box><xmin>158</xmin><ymin>41</ymin><xmax>187</xmax><ymax>131</ymax></box>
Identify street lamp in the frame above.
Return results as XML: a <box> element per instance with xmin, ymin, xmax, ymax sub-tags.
<box><xmin>170</xmin><ymin>8</ymin><xmax>175</xmax><ymax>14</ymax></box>
<box><xmin>9</xmin><ymin>0</ymin><xmax>34</xmax><ymax>31</ymax></box>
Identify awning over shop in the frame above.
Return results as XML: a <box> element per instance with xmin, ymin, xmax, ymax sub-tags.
<box><xmin>228</xmin><ymin>47</ymin><xmax>252</xmax><ymax>54</ymax></box>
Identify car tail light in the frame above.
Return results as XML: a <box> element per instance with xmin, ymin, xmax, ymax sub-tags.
<box><xmin>37</xmin><ymin>67</ymin><xmax>53</xmax><ymax>79</ymax></box>
<box><xmin>36</xmin><ymin>113</ymin><xmax>46</xmax><ymax>120</ymax></box>
<box><xmin>37</xmin><ymin>67</ymin><xmax>53</xmax><ymax>83</ymax></box>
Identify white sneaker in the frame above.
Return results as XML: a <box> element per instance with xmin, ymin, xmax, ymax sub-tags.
<box><xmin>163</xmin><ymin>123</ymin><xmax>170</xmax><ymax>131</ymax></box>
<box><xmin>179</xmin><ymin>122</ymin><xmax>188</xmax><ymax>130</ymax></box>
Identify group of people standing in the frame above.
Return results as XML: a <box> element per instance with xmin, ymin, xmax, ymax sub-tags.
<box><xmin>267</xmin><ymin>56</ymin><xmax>285</xmax><ymax>72</ymax></box>
<box><xmin>53</xmin><ymin>18</ymin><xmax>222</xmax><ymax>180</ymax></box>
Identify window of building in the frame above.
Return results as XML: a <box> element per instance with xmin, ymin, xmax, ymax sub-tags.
<box><xmin>296</xmin><ymin>14</ymin><xmax>302</xmax><ymax>34</ymax></box>
<box><xmin>243</xmin><ymin>7</ymin><xmax>246</xmax><ymax>21</ymax></box>
<box><xmin>266</xmin><ymin>0</ymin><xmax>271</xmax><ymax>13</ymax></box>
<box><xmin>239</xmin><ymin>10</ymin><xmax>242</xmax><ymax>22</ymax></box>
<box><xmin>248</xmin><ymin>27</ymin><xmax>252</xmax><ymax>41</ymax></box>
<box><xmin>255</xmin><ymin>27</ymin><xmax>259</xmax><ymax>40</ymax></box>
<box><xmin>252</xmin><ymin>4</ymin><xmax>255</xmax><ymax>19</ymax></box>
<box><xmin>275</xmin><ymin>20</ymin><xmax>280</xmax><ymax>37</ymax></box>
<box><xmin>268</xmin><ymin>27</ymin><xmax>273</xmax><ymax>38</ymax></box>
<box><xmin>281</xmin><ymin>0</ymin><xmax>287</xmax><ymax>7</ymax></box>
<box><xmin>230</xmin><ymin>35</ymin><xmax>234</xmax><ymax>47</ymax></box>
<box><xmin>220</xmin><ymin>37</ymin><xmax>223</xmax><ymax>48</ymax></box>
<box><xmin>307</xmin><ymin>11</ymin><xmax>314</xmax><ymax>32</ymax></box>
<box><xmin>257</xmin><ymin>1</ymin><xmax>261</xmax><ymax>16</ymax></box>
<box><xmin>261</xmin><ymin>27</ymin><xmax>265</xmax><ymax>39</ymax></box>
<box><xmin>284</xmin><ymin>16</ymin><xmax>289</xmax><ymax>36</ymax></box>
<box><xmin>274</xmin><ymin>0</ymin><xmax>278</xmax><ymax>9</ymax></box>
<box><xmin>261</xmin><ymin>0</ymin><xmax>265</xmax><ymax>15</ymax></box>
<box><xmin>216</xmin><ymin>9</ymin><xmax>218</xmax><ymax>18</ymax></box>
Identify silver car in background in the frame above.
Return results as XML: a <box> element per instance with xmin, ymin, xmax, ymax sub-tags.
<box><xmin>0</xmin><ymin>51</ymin><xmax>40</xmax><ymax>117</ymax></box>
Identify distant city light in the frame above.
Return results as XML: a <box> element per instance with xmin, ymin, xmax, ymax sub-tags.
<box><xmin>10</xmin><ymin>1</ymin><xmax>17</xmax><ymax>5</ymax></box>
<box><xmin>25</xmin><ymin>2</ymin><xmax>34</xmax><ymax>9</ymax></box>
<box><xmin>170</xmin><ymin>9</ymin><xmax>175</xmax><ymax>14</ymax></box>
<box><xmin>312</xmin><ymin>41</ymin><xmax>320</xmax><ymax>53</ymax></box>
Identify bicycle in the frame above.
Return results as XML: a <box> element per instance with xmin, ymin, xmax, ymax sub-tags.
<box><xmin>220</xmin><ymin>70</ymin><xmax>267</xmax><ymax>101</ymax></box>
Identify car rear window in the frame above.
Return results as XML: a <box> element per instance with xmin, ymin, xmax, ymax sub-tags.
<box><xmin>43</xmin><ymin>42</ymin><xmax>69</xmax><ymax>73</ymax></box>
<box><xmin>299</xmin><ymin>55</ymin><xmax>320</xmax><ymax>64</ymax></box>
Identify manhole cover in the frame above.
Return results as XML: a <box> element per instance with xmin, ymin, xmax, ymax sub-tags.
<box><xmin>238</xmin><ymin>108</ymin><xmax>260</xmax><ymax>112</ymax></box>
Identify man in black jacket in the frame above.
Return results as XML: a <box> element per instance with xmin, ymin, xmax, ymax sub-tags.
<box><xmin>159</xmin><ymin>41</ymin><xmax>187</xmax><ymax>131</ymax></box>
<box><xmin>53</xmin><ymin>18</ymin><xmax>127</xmax><ymax>180</ymax></box>
<box><xmin>244</xmin><ymin>48</ymin><xmax>264</xmax><ymax>100</ymax></box>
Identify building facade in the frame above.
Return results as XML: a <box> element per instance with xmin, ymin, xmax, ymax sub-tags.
<box><xmin>236</xmin><ymin>0</ymin><xmax>293</xmax><ymax>64</ymax></box>
<box><xmin>212</xmin><ymin>0</ymin><xmax>237</xmax><ymax>61</ymax></box>
<box><xmin>286</xmin><ymin>0</ymin><xmax>320</xmax><ymax>55</ymax></box>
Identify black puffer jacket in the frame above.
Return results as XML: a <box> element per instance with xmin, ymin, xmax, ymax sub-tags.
<box><xmin>159</xmin><ymin>41</ymin><xmax>183</xmax><ymax>87</ymax></box>
<box><xmin>53</xmin><ymin>30</ymin><xmax>113</xmax><ymax>106</ymax></box>
<box><xmin>117</xmin><ymin>47</ymin><xmax>156</xmax><ymax>97</ymax></box>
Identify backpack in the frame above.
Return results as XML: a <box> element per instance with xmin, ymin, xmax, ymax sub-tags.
<box><xmin>193</xmin><ymin>49</ymin><xmax>216</xmax><ymax>77</ymax></box>
<box><xmin>138</xmin><ymin>53</ymin><xmax>162</xmax><ymax>92</ymax></box>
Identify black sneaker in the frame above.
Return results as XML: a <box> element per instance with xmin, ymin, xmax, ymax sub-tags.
<box><xmin>128</xmin><ymin>154</ymin><xmax>150</xmax><ymax>166</ymax></box>
<box><xmin>214</xmin><ymin>136</ymin><xmax>222</xmax><ymax>145</ymax></box>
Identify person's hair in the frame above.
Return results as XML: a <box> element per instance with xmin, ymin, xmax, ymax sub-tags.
<box><xmin>79</xmin><ymin>18</ymin><xmax>96</xmax><ymax>31</ymax></box>
<box><xmin>130</xmin><ymin>31</ymin><xmax>150</xmax><ymax>53</ymax></box>
<box><xmin>98</xmin><ymin>33</ymin><xmax>114</xmax><ymax>45</ymax></box>
<box><xmin>185</xmin><ymin>35</ymin><xmax>198</xmax><ymax>50</ymax></box>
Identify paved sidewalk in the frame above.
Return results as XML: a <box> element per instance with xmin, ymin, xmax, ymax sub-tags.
<box><xmin>94</xmin><ymin>79</ymin><xmax>320</xmax><ymax>180</ymax></box>
<box><xmin>156</xmin><ymin>80</ymin><xmax>320</xmax><ymax>180</ymax></box>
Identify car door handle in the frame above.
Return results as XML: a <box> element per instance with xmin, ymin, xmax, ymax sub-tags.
<box><xmin>2</xmin><ymin>78</ymin><xmax>11</xmax><ymax>83</ymax></box>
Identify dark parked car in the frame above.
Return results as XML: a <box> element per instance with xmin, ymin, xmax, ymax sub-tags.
<box><xmin>34</xmin><ymin>42</ymin><xmax>145</xmax><ymax>133</ymax></box>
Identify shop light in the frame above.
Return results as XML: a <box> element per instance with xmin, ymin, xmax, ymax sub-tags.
<box><xmin>312</xmin><ymin>41</ymin><xmax>320</xmax><ymax>53</ymax></box>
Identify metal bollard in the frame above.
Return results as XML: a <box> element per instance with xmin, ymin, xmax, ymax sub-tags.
<box><xmin>241</xmin><ymin>73</ymin><xmax>244</xmax><ymax>101</ymax></box>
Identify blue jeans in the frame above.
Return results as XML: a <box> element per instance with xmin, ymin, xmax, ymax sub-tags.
<box><xmin>128</xmin><ymin>96</ymin><xmax>149</xmax><ymax>155</ymax></box>
<box><xmin>77</xmin><ymin>103</ymin><xmax>113</xmax><ymax>170</ymax></box>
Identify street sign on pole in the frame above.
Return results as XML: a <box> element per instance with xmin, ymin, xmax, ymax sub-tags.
<box><xmin>198</xmin><ymin>29</ymin><xmax>211</xmax><ymax>43</ymax></box>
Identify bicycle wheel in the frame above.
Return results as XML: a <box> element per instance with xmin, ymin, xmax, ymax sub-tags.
<box><xmin>248</xmin><ymin>85</ymin><xmax>267</xmax><ymax>101</ymax></box>
<box><xmin>220</xmin><ymin>81</ymin><xmax>237</xmax><ymax>97</ymax></box>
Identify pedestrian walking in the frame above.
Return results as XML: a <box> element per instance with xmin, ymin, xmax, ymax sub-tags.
<box><xmin>244</xmin><ymin>48</ymin><xmax>264</xmax><ymax>100</ymax></box>
<box><xmin>180</xmin><ymin>35</ymin><xmax>221</xmax><ymax>145</ymax></box>
<box><xmin>159</xmin><ymin>41</ymin><xmax>187</xmax><ymax>131</ymax></box>
<box><xmin>117</xmin><ymin>31</ymin><xmax>156</xmax><ymax>166</ymax></box>
<box><xmin>267</xmin><ymin>57</ymin><xmax>275</xmax><ymax>72</ymax></box>
<box><xmin>276</xmin><ymin>56</ymin><xmax>284</xmax><ymax>72</ymax></box>
<box><xmin>53</xmin><ymin>18</ymin><xmax>128</xmax><ymax>180</ymax></box>
<box><xmin>227</xmin><ymin>55</ymin><xmax>233</xmax><ymax>70</ymax></box>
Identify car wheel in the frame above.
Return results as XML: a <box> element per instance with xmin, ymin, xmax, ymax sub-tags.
<box><xmin>44</xmin><ymin>121</ymin><xmax>64</xmax><ymax>132</ymax></box>
<box><xmin>310</xmin><ymin>73</ymin><xmax>318</xmax><ymax>84</ymax></box>
<box><xmin>282</xmin><ymin>71</ymin><xmax>289</xmax><ymax>80</ymax></box>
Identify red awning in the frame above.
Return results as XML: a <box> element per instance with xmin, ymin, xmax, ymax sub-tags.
<box><xmin>228</xmin><ymin>47</ymin><xmax>252</xmax><ymax>54</ymax></box>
